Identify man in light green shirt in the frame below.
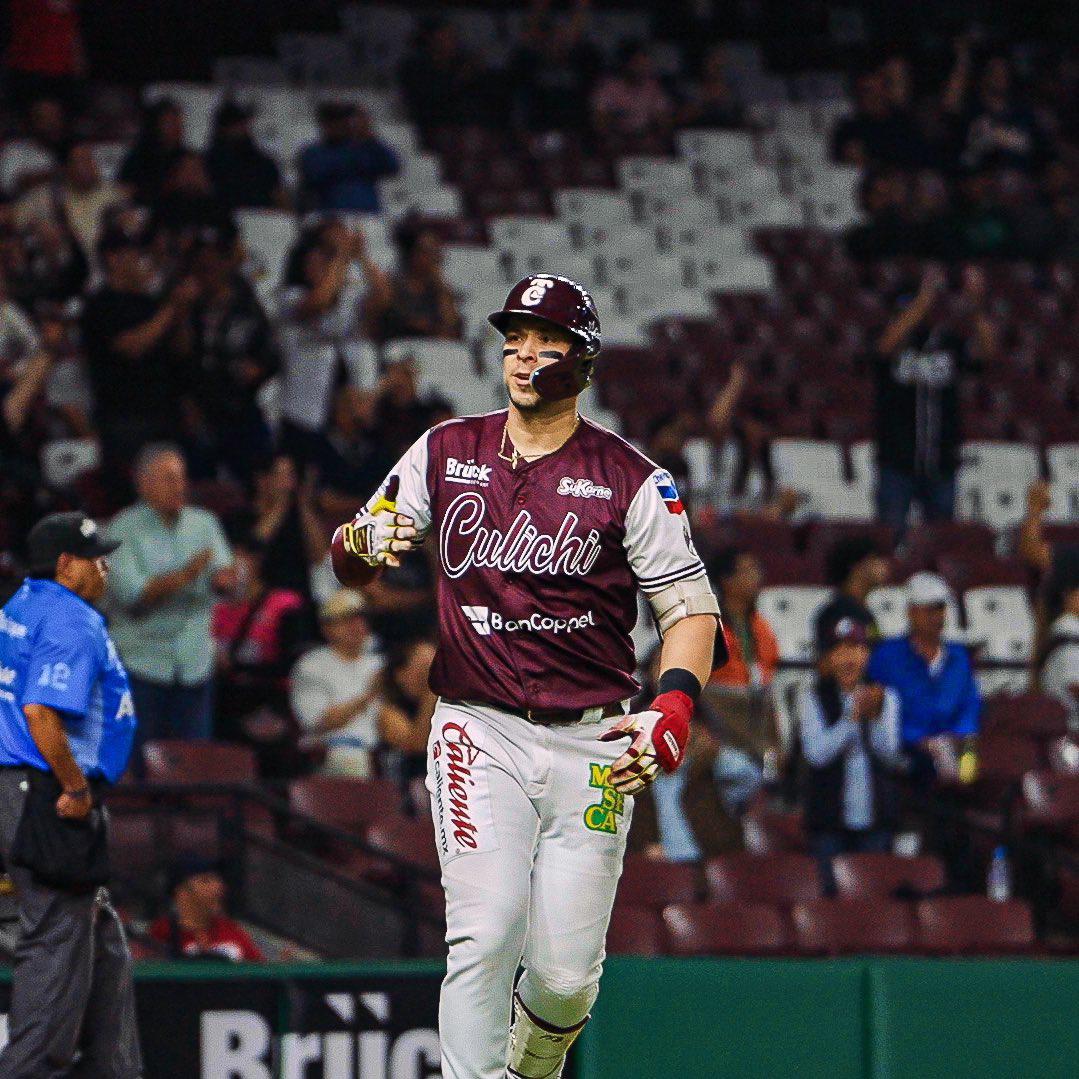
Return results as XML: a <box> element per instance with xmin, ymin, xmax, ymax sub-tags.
<box><xmin>106</xmin><ymin>444</ymin><xmax>235</xmax><ymax>756</ymax></box>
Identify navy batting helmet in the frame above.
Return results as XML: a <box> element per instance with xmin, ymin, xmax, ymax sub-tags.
<box><xmin>488</xmin><ymin>274</ymin><xmax>601</xmax><ymax>401</ymax></box>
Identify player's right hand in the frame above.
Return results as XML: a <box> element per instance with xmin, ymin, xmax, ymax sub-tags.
<box><xmin>335</xmin><ymin>476</ymin><xmax>419</xmax><ymax>570</ymax></box>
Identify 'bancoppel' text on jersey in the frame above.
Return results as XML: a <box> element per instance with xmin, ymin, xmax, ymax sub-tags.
<box><xmin>371</xmin><ymin>410</ymin><xmax>707</xmax><ymax>710</ymax></box>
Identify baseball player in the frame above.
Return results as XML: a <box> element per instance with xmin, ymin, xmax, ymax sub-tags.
<box><xmin>332</xmin><ymin>274</ymin><xmax>723</xmax><ymax>1079</ymax></box>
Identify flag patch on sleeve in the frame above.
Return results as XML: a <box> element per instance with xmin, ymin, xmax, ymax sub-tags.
<box><xmin>653</xmin><ymin>470</ymin><xmax>684</xmax><ymax>514</ymax></box>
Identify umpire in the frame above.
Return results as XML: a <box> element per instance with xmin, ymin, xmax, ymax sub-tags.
<box><xmin>0</xmin><ymin>512</ymin><xmax>141</xmax><ymax>1077</ymax></box>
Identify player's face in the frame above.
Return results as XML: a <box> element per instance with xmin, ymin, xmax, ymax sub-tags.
<box><xmin>501</xmin><ymin>316</ymin><xmax>573</xmax><ymax>411</ymax></box>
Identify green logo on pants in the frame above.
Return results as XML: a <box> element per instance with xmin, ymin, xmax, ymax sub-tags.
<box><xmin>584</xmin><ymin>763</ymin><xmax>625</xmax><ymax>834</ymax></box>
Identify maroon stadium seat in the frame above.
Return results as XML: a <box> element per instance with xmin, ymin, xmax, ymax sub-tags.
<box><xmin>616</xmin><ymin>855</ymin><xmax>699</xmax><ymax>910</ymax></box>
<box><xmin>662</xmin><ymin>902</ymin><xmax>790</xmax><ymax>957</ymax></box>
<box><xmin>287</xmin><ymin>776</ymin><xmax>401</xmax><ymax>835</ymax></box>
<box><xmin>973</xmin><ymin>735</ymin><xmax>1045</xmax><ymax>804</ymax></box>
<box><xmin>936</xmin><ymin>554</ymin><xmax>1030</xmax><ymax>591</ymax></box>
<box><xmin>914</xmin><ymin>897</ymin><xmax>1034</xmax><ymax>955</ymax></box>
<box><xmin>906</xmin><ymin>522</ymin><xmax>996</xmax><ymax>563</ymax></box>
<box><xmin>831</xmin><ymin>854</ymin><xmax>945</xmax><ymax>899</ymax></box>
<box><xmin>142</xmin><ymin>739</ymin><xmax>258</xmax><ymax>786</ymax></box>
<box><xmin>982</xmin><ymin>693</ymin><xmax>1070</xmax><ymax>741</ymax></box>
<box><xmin>366</xmin><ymin>814</ymin><xmax>439</xmax><ymax>874</ymax></box>
<box><xmin>1020</xmin><ymin>771</ymin><xmax>1079</xmax><ymax>833</ymax></box>
<box><xmin>705</xmin><ymin>853</ymin><xmax>821</xmax><ymax>906</ymax></box>
<box><xmin>791</xmin><ymin>899</ymin><xmax>915</xmax><ymax>955</ymax></box>
<box><xmin>743</xmin><ymin>808</ymin><xmax>807</xmax><ymax>854</ymax></box>
<box><xmin>606</xmin><ymin>904</ymin><xmax>664</xmax><ymax>956</ymax></box>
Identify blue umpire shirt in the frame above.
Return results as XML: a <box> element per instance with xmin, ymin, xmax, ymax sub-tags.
<box><xmin>867</xmin><ymin>636</ymin><xmax>980</xmax><ymax>747</ymax></box>
<box><xmin>0</xmin><ymin>578</ymin><xmax>136</xmax><ymax>783</ymax></box>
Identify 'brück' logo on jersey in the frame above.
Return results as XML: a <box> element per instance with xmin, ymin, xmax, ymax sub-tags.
<box><xmin>445</xmin><ymin>457</ymin><xmax>491</xmax><ymax>486</ymax></box>
<box><xmin>557</xmin><ymin>476</ymin><xmax>612</xmax><ymax>500</ymax></box>
<box><xmin>462</xmin><ymin>606</ymin><xmax>596</xmax><ymax>637</ymax></box>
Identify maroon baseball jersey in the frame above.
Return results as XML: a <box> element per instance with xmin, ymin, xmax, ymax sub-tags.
<box><xmin>371</xmin><ymin>410</ymin><xmax>709</xmax><ymax>711</ymax></box>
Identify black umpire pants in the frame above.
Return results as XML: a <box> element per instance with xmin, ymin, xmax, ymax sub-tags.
<box><xmin>0</xmin><ymin>769</ymin><xmax>141</xmax><ymax>1078</ymax></box>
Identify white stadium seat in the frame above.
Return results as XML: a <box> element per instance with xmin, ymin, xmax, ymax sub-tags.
<box><xmin>756</xmin><ymin>586</ymin><xmax>832</xmax><ymax>663</ymax></box>
<box><xmin>771</xmin><ymin>439</ymin><xmax>845</xmax><ymax>487</ymax></box>
<box><xmin>959</xmin><ymin>441</ymin><xmax>1041</xmax><ymax>487</ymax></box>
<box><xmin>964</xmin><ymin>587</ymin><xmax>1035</xmax><ymax>663</ymax></box>
<box><xmin>1046</xmin><ymin>443</ymin><xmax>1079</xmax><ymax>485</ymax></box>
<box><xmin>955</xmin><ymin>476</ymin><xmax>1028</xmax><ymax>531</ymax></box>
<box><xmin>236</xmin><ymin>210</ymin><xmax>298</xmax><ymax>298</ymax></box>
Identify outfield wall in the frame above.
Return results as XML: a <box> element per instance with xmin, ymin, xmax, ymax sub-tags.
<box><xmin>1</xmin><ymin>957</ymin><xmax>1076</xmax><ymax>1077</ymax></box>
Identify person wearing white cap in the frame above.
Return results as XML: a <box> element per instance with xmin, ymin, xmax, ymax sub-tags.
<box><xmin>867</xmin><ymin>572</ymin><xmax>981</xmax><ymax>784</ymax></box>
<box><xmin>289</xmin><ymin>588</ymin><xmax>383</xmax><ymax>777</ymax></box>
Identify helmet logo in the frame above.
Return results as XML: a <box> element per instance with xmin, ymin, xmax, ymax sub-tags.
<box><xmin>520</xmin><ymin>277</ymin><xmax>554</xmax><ymax>306</ymax></box>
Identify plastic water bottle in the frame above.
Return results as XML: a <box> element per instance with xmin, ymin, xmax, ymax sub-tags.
<box><xmin>987</xmin><ymin>846</ymin><xmax>1012</xmax><ymax>903</ymax></box>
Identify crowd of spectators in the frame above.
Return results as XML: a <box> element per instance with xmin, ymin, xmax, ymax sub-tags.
<box><xmin>0</xmin><ymin>3</ymin><xmax>1075</xmax><ymax>944</ymax></box>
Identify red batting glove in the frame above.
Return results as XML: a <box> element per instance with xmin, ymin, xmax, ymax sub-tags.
<box><xmin>598</xmin><ymin>691</ymin><xmax>694</xmax><ymax>795</ymax></box>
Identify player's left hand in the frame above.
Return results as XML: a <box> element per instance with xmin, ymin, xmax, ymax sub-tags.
<box><xmin>598</xmin><ymin>691</ymin><xmax>693</xmax><ymax>795</ymax></box>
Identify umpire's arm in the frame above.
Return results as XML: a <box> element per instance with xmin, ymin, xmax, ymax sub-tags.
<box><xmin>23</xmin><ymin>704</ymin><xmax>92</xmax><ymax>820</ymax></box>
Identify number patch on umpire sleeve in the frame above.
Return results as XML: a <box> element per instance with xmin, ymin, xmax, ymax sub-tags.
<box><xmin>429</xmin><ymin>717</ymin><xmax>498</xmax><ymax>860</ymax></box>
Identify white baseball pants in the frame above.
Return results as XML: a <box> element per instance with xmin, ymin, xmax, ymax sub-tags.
<box><xmin>426</xmin><ymin>698</ymin><xmax>633</xmax><ymax>1079</ymax></box>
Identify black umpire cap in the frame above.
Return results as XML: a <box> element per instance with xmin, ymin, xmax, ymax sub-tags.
<box><xmin>26</xmin><ymin>512</ymin><xmax>119</xmax><ymax>576</ymax></box>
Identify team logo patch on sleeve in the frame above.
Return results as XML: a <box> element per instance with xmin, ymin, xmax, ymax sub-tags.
<box><xmin>653</xmin><ymin>470</ymin><xmax>685</xmax><ymax>514</ymax></box>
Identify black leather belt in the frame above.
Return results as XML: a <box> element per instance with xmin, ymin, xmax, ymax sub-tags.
<box><xmin>447</xmin><ymin>700</ymin><xmax>624</xmax><ymax>726</ymax></box>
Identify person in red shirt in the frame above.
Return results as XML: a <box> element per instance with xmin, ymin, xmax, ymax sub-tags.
<box><xmin>708</xmin><ymin>546</ymin><xmax>780</xmax><ymax>688</ymax></box>
<box><xmin>149</xmin><ymin>856</ymin><xmax>264</xmax><ymax>962</ymax></box>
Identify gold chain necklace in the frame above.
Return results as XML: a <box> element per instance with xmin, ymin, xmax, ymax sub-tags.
<box><xmin>498</xmin><ymin>413</ymin><xmax>581</xmax><ymax>470</ymax></box>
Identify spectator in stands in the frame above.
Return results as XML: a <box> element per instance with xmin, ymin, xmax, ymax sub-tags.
<box><xmin>679</xmin><ymin>44</ymin><xmax>744</xmax><ymax>130</ymax></box>
<box><xmin>182</xmin><ymin>224</ymin><xmax>276</xmax><ymax>484</ymax></box>
<box><xmin>119</xmin><ymin>98</ymin><xmax>187</xmax><ymax>206</ymax></box>
<box><xmin>511</xmin><ymin>0</ymin><xmax>602</xmax><ymax>133</ymax></box>
<box><xmin>832</xmin><ymin>65</ymin><xmax>923</xmax><ymax>169</ymax></box>
<box><xmin>150</xmin><ymin>856</ymin><xmax>265</xmax><ymax>962</ymax></box>
<box><xmin>378</xmin><ymin>637</ymin><xmax>438</xmax><ymax>790</ymax></box>
<box><xmin>274</xmin><ymin>221</ymin><xmax>387</xmax><ymax>450</ymax></box>
<box><xmin>150</xmin><ymin>150</ymin><xmax>232</xmax><ymax>252</ymax></box>
<box><xmin>868</xmin><ymin>572</ymin><xmax>980</xmax><ymax>782</ymax></box>
<box><xmin>1037</xmin><ymin>546</ymin><xmax>1079</xmax><ymax>733</ymax></box>
<box><xmin>14</xmin><ymin>138</ymin><xmax>125</xmax><ymax>262</ymax></box>
<box><xmin>290</xmin><ymin>588</ymin><xmax>384</xmax><ymax>777</ymax></box>
<box><xmin>800</xmin><ymin>616</ymin><xmax>903</xmax><ymax>888</ymax></box>
<box><xmin>1018</xmin><ymin>479</ymin><xmax>1056</xmax><ymax>578</ymax></box>
<box><xmin>708</xmin><ymin>546</ymin><xmax>779</xmax><ymax>689</ymax></box>
<box><xmin>106</xmin><ymin>443</ymin><xmax>236</xmax><ymax>753</ymax></box>
<box><xmin>310</xmin><ymin>384</ymin><xmax>395</xmax><ymax>522</ymax></box>
<box><xmin>0</xmin><ymin>97</ymin><xmax>67</xmax><ymax>196</ymax></box>
<box><xmin>250</xmin><ymin>455</ymin><xmax>330</xmax><ymax>599</ymax></box>
<box><xmin>205</xmin><ymin>101</ymin><xmax>285</xmax><ymax>212</ymax></box>
<box><xmin>651</xmin><ymin>547</ymin><xmax>779</xmax><ymax>861</ymax></box>
<box><xmin>371</xmin><ymin>353</ymin><xmax>453</xmax><ymax>460</ymax></box>
<box><xmin>364</xmin><ymin>224</ymin><xmax>463</xmax><ymax>344</ymax></box>
<box><xmin>814</xmin><ymin>536</ymin><xmax>890</xmax><ymax>644</ymax></box>
<box><xmin>946</xmin><ymin>49</ymin><xmax>1049</xmax><ymax>174</ymax></box>
<box><xmin>213</xmin><ymin>526</ymin><xmax>306</xmax><ymax>737</ymax></box>
<box><xmin>398</xmin><ymin>18</ymin><xmax>487</xmax><ymax>128</ymax></box>
<box><xmin>872</xmin><ymin>264</ymin><xmax>994</xmax><ymax>535</ymax></box>
<box><xmin>298</xmin><ymin>102</ymin><xmax>399</xmax><ymax>214</ymax></box>
<box><xmin>81</xmin><ymin>221</ymin><xmax>201</xmax><ymax>471</ymax></box>
<box><xmin>590</xmin><ymin>41</ymin><xmax>674</xmax><ymax>149</ymax></box>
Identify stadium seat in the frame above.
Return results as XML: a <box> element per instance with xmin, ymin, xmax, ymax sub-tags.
<box><xmin>742</xmin><ymin>808</ymin><xmax>807</xmax><ymax>854</ymax></box>
<box><xmin>791</xmin><ymin>899</ymin><xmax>915</xmax><ymax>955</ymax></box>
<box><xmin>770</xmin><ymin>438</ymin><xmax>845</xmax><ymax>488</ymax></box>
<box><xmin>906</xmin><ymin>521</ymin><xmax>997</xmax><ymax>561</ymax></box>
<box><xmin>705</xmin><ymin>853</ymin><xmax>821</xmax><ymax>906</ymax></box>
<box><xmin>959</xmin><ymin>441</ymin><xmax>1041</xmax><ymax>487</ymax></box>
<box><xmin>1020</xmin><ymin>771</ymin><xmax>1079</xmax><ymax>833</ymax></box>
<box><xmin>143</xmin><ymin>740</ymin><xmax>258</xmax><ymax>786</ymax></box>
<box><xmin>287</xmin><ymin>776</ymin><xmax>401</xmax><ymax>835</ymax></box>
<box><xmin>974</xmin><ymin>735</ymin><xmax>1045</xmax><ymax>804</ymax></box>
<box><xmin>831</xmin><ymin>854</ymin><xmax>945</xmax><ymax>899</ymax></box>
<box><xmin>1046</xmin><ymin>443</ymin><xmax>1079</xmax><ymax>485</ymax></box>
<box><xmin>865</xmin><ymin>586</ymin><xmax>963</xmax><ymax>641</ymax></box>
<box><xmin>982</xmin><ymin>692</ymin><xmax>1069</xmax><ymax>740</ymax></box>
<box><xmin>662</xmin><ymin>902</ymin><xmax>790</xmax><ymax>957</ymax></box>
<box><xmin>756</xmin><ymin>585</ymin><xmax>832</xmax><ymax>662</ymax></box>
<box><xmin>606</xmin><ymin>904</ymin><xmax>665</xmax><ymax>956</ymax></box>
<box><xmin>616</xmin><ymin>855</ymin><xmax>699</xmax><ymax>909</ymax></box>
<box><xmin>963</xmin><ymin>587</ymin><xmax>1035</xmax><ymax>663</ymax></box>
<box><xmin>366</xmin><ymin>814</ymin><xmax>439</xmax><ymax>874</ymax></box>
<box><xmin>913</xmin><ymin>897</ymin><xmax>1034</xmax><ymax>955</ymax></box>
<box><xmin>956</xmin><ymin>476</ymin><xmax>1029</xmax><ymax>531</ymax></box>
